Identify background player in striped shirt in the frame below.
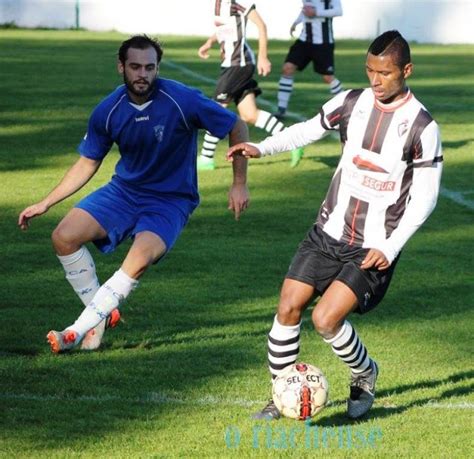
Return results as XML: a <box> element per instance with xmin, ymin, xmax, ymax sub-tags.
<box><xmin>197</xmin><ymin>0</ymin><xmax>304</xmax><ymax>170</ymax></box>
<box><xmin>276</xmin><ymin>0</ymin><xmax>344</xmax><ymax>119</ymax></box>
<box><xmin>227</xmin><ymin>30</ymin><xmax>443</xmax><ymax>420</ymax></box>
<box><xmin>18</xmin><ymin>35</ymin><xmax>250</xmax><ymax>353</ymax></box>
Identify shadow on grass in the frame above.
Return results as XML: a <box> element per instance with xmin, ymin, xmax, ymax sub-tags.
<box><xmin>311</xmin><ymin>369</ymin><xmax>474</xmax><ymax>427</ymax></box>
<box><xmin>443</xmin><ymin>138</ymin><xmax>474</xmax><ymax>149</ymax></box>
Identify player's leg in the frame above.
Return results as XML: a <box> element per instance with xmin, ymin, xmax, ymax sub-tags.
<box><xmin>198</xmin><ymin>67</ymin><xmax>235</xmax><ymax>170</ymax></box>
<box><xmin>49</xmin><ymin>198</ymin><xmax>190</xmax><ymax>353</ymax></box>
<box><xmin>312</xmin><ymin>256</ymin><xmax>390</xmax><ymax>419</ymax></box>
<box><xmin>276</xmin><ymin>41</ymin><xmax>309</xmax><ymax>118</ymax></box>
<box><xmin>237</xmin><ymin>92</ymin><xmax>284</xmax><ymax>136</ymax></box>
<box><xmin>322</xmin><ymin>74</ymin><xmax>343</xmax><ymax>95</ymax></box>
<box><xmin>47</xmin><ymin>184</ymin><xmax>137</xmax><ymax>352</ymax></box>
<box><xmin>237</xmin><ymin>88</ymin><xmax>304</xmax><ymax>168</ymax></box>
<box><xmin>276</xmin><ymin>61</ymin><xmax>297</xmax><ymax>118</ymax></box>
<box><xmin>314</xmin><ymin>44</ymin><xmax>343</xmax><ymax>95</ymax></box>
<box><xmin>254</xmin><ymin>278</ymin><xmax>316</xmax><ymax>420</ymax></box>
<box><xmin>269</xmin><ymin>279</ymin><xmax>315</xmax><ymax>379</ymax></box>
<box><xmin>52</xmin><ymin>207</ymin><xmax>106</xmax><ymax>306</ymax></box>
<box><xmin>198</xmin><ymin>102</ymin><xmax>228</xmax><ymax>171</ymax></box>
<box><xmin>48</xmin><ymin>207</ymin><xmax>118</xmax><ymax>352</ymax></box>
<box><xmin>65</xmin><ymin>231</ymin><xmax>165</xmax><ymax>343</ymax></box>
<box><xmin>254</xmin><ymin>227</ymin><xmax>329</xmax><ymax>420</ymax></box>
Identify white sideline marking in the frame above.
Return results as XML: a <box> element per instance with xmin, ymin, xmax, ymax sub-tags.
<box><xmin>423</xmin><ymin>401</ymin><xmax>474</xmax><ymax>409</ymax></box>
<box><xmin>0</xmin><ymin>392</ymin><xmax>263</xmax><ymax>407</ymax></box>
<box><xmin>1</xmin><ymin>392</ymin><xmax>473</xmax><ymax>410</ymax></box>
<box><xmin>440</xmin><ymin>186</ymin><xmax>474</xmax><ymax>210</ymax></box>
<box><xmin>163</xmin><ymin>60</ymin><xmax>474</xmax><ymax>210</ymax></box>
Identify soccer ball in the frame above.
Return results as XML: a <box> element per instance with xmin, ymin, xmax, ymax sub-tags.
<box><xmin>272</xmin><ymin>363</ymin><xmax>329</xmax><ymax>420</ymax></box>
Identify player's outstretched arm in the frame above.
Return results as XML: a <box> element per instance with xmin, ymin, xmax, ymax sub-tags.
<box><xmin>228</xmin><ymin>119</ymin><xmax>250</xmax><ymax>220</ymax></box>
<box><xmin>18</xmin><ymin>156</ymin><xmax>102</xmax><ymax>230</ymax></box>
<box><xmin>227</xmin><ymin>143</ymin><xmax>262</xmax><ymax>161</ymax></box>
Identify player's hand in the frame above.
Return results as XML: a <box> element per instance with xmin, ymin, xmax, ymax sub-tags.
<box><xmin>360</xmin><ymin>248</ymin><xmax>390</xmax><ymax>271</ymax></box>
<box><xmin>228</xmin><ymin>183</ymin><xmax>250</xmax><ymax>221</ymax></box>
<box><xmin>290</xmin><ymin>24</ymin><xmax>296</xmax><ymax>37</ymax></box>
<box><xmin>303</xmin><ymin>5</ymin><xmax>317</xmax><ymax>17</ymax></box>
<box><xmin>257</xmin><ymin>57</ymin><xmax>271</xmax><ymax>77</ymax></box>
<box><xmin>226</xmin><ymin>143</ymin><xmax>262</xmax><ymax>161</ymax></box>
<box><xmin>18</xmin><ymin>202</ymin><xmax>49</xmax><ymax>231</ymax></box>
<box><xmin>198</xmin><ymin>43</ymin><xmax>211</xmax><ymax>59</ymax></box>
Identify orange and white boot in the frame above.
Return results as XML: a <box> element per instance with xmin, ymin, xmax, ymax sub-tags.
<box><xmin>80</xmin><ymin>308</ymin><xmax>121</xmax><ymax>351</ymax></box>
<box><xmin>46</xmin><ymin>329</ymin><xmax>78</xmax><ymax>354</ymax></box>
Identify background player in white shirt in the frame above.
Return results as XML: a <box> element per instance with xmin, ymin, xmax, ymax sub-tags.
<box><xmin>276</xmin><ymin>0</ymin><xmax>344</xmax><ymax>118</ymax></box>
<box><xmin>227</xmin><ymin>30</ymin><xmax>443</xmax><ymax>420</ymax></box>
<box><xmin>197</xmin><ymin>0</ymin><xmax>304</xmax><ymax>170</ymax></box>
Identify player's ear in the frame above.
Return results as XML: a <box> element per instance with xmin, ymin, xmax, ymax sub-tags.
<box><xmin>117</xmin><ymin>59</ymin><xmax>125</xmax><ymax>75</ymax></box>
<box><xmin>403</xmin><ymin>62</ymin><xmax>413</xmax><ymax>80</ymax></box>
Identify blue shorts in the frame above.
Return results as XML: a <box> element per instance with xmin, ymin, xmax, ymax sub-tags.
<box><xmin>75</xmin><ymin>181</ymin><xmax>192</xmax><ymax>255</ymax></box>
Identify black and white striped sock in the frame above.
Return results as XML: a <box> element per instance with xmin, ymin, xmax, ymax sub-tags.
<box><xmin>324</xmin><ymin>321</ymin><xmax>372</xmax><ymax>374</ymax></box>
<box><xmin>277</xmin><ymin>76</ymin><xmax>294</xmax><ymax>111</ymax></box>
<box><xmin>255</xmin><ymin>110</ymin><xmax>285</xmax><ymax>135</ymax></box>
<box><xmin>200</xmin><ymin>131</ymin><xmax>220</xmax><ymax>159</ymax></box>
<box><xmin>329</xmin><ymin>78</ymin><xmax>343</xmax><ymax>95</ymax></box>
<box><xmin>267</xmin><ymin>315</ymin><xmax>301</xmax><ymax>379</ymax></box>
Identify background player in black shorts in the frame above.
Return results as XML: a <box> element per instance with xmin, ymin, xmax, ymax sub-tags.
<box><xmin>276</xmin><ymin>0</ymin><xmax>344</xmax><ymax>118</ymax></box>
<box><xmin>197</xmin><ymin>0</ymin><xmax>304</xmax><ymax>170</ymax></box>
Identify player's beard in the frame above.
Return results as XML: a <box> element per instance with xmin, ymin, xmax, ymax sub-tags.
<box><xmin>123</xmin><ymin>73</ymin><xmax>156</xmax><ymax>99</ymax></box>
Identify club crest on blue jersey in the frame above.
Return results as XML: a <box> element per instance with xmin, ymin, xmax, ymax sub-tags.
<box><xmin>153</xmin><ymin>125</ymin><xmax>164</xmax><ymax>142</ymax></box>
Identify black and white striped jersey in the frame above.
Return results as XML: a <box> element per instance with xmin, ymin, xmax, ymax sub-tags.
<box><xmin>253</xmin><ymin>88</ymin><xmax>443</xmax><ymax>263</ymax></box>
<box><xmin>214</xmin><ymin>0</ymin><xmax>256</xmax><ymax>67</ymax></box>
<box><xmin>294</xmin><ymin>0</ymin><xmax>343</xmax><ymax>45</ymax></box>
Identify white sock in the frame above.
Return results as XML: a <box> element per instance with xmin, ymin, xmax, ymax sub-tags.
<box><xmin>200</xmin><ymin>131</ymin><xmax>220</xmax><ymax>159</ymax></box>
<box><xmin>57</xmin><ymin>246</ymin><xmax>100</xmax><ymax>306</ymax></box>
<box><xmin>277</xmin><ymin>76</ymin><xmax>294</xmax><ymax>110</ymax></box>
<box><xmin>255</xmin><ymin>110</ymin><xmax>285</xmax><ymax>135</ymax></box>
<box><xmin>267</xmin><ymin>315</ymin><xmax>301</xmax><ymax>379</ymax></box>
<box><xmin>68</xmin><ymin>269</ymin><xmax>138</xmax><ymax>338</ymax></box>
<box><xmin>324</xmin><ymin>321</ymin><xmax>372</xmax><ymax>373</ymax></box>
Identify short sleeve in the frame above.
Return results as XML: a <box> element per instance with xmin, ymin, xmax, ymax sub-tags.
<box><xmin>191</xmin><ymin>90</ymin><xmax>237</xmax><ymax>139</ymax></box>
<box><xmin>78</xmin><ymin>106</ymin><xmax>114</xmax><ymax>160</ymax></box>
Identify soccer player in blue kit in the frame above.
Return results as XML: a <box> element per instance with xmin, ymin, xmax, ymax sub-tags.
<box><xmin>18</xmin><ymin>35</ymin><xmax>250</xmax><ymax>353</ymax></box>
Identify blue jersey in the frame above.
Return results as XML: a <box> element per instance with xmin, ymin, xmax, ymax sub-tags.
<box><xmin>78</xmin><ymin>78</ymin><xmax>237</xmax><ymax>208</ymax></box>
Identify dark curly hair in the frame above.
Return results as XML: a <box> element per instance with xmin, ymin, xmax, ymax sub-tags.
<box><xmin>118</xmin><ymin>34</ymin><xmax>163</xmax><ymax>64</ymax></box>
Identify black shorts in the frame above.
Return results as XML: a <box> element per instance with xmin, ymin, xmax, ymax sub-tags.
<box><xmin>214</xmin><ymin>65</ymin><xmax>262</xmax><ymax>105</ymax></box>
<box><xmin>285</xmin><ymin>40</ymin><xmax>335</xmax><ymax>75</ymax></box>
<box><xmin>286</xmin><ymin>225</ymin><xmax>399</xmax><ymax>314</ymax></box>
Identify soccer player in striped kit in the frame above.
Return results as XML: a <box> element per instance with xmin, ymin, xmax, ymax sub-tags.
<box><xmin>197</xmin><ymin>0</ymin><xmax>304</xmax><ymax>170</ymax></box>
<box><xmin>18</xmin><ymin>35</ymin><xmax>250</xmax><ymax>353</ymax></box>
<box><xmin>227</xmin><ymin>31</ymin><xmax>443</xmax><ymax>419</ymax></box>
<box><xmin>275</xmin><ymin>0</ymin><xmax>344</xmax><ymax>119</ymax></box>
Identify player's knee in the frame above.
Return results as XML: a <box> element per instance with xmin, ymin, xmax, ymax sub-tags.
<box><xmin>239</xmin><ymin>111</ymin><xmax>257</xmax><ymax>124</ymax></box>
<box><xmin>51</xmin><ymin>225</ymin><xmax>80</xmax><ymax>254</ymax></box>
<box><xmin>282</xmin><ymin>63</ymin><xmax>296</xmax><ymax>77</ymax></box>
<box><xmin>125</xmin><ymin>250</ymin><xmax>161</xmax><ymax>279</ymax></box>
<box><xmin>277</xmin><ymin>298</ymin><xmax>304</xmax><ymax>325</ymax></box>
<box><xmin>311</xmin><ymin>308</ymin><xmax>339</xmax><ymax>339</ymax></box>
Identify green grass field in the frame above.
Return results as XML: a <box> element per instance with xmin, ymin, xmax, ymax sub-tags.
<box><xmin>0</xmin><ymin>29</ymin><xmax>473</xmax><ymax>458</ymax></box>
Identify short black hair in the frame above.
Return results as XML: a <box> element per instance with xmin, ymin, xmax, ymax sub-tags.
<box><xmin>118</xmin><ymin>34</ymin><xmax>163</xmax><ymax>64</ymax></box>
<box><xmin>367</xmin><ymin>30</ymin><xmax>411</xmax><ymax>68</ymax></box>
